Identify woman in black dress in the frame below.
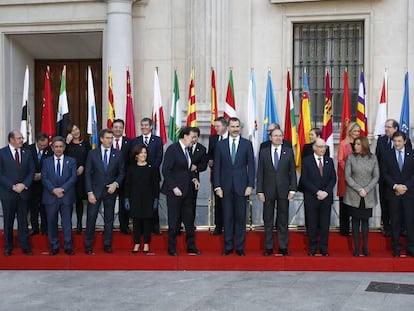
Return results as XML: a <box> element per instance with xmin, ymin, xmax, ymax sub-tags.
<box><xmin>125</xmin><ymin>144</ymin><xmax>160</xmax><ymax>253</ymax></box>
<box><xmin>65</xmin><ymin>123</ymin><xmax>91</xmax><ymax>234</ymax></box>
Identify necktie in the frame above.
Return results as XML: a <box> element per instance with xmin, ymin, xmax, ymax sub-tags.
<box><xmin>56</xmin><ymin>158</ymin><xmax>61</xmax><ymax>177</ymax></box>
<box><xmin>231</xmin><ymin>139</ymin><xmax>236</xmax><ymax>165</ymax></box>
<box><xmin>115</xmin><ymin>138</ymin><xmax>120</xmax><ymax>151</ymax></box>
<box><xmin>398</xmin><ymin>150</ymin><xmax>403</xmax><ymax>171</ymax></box>
<box><xmin>318</xmin><ymin>158</ymin><xmax>323</xmax><ymax>176</ymax></box>
<box><xmin>388</xmin><ymin>139</ymin><xmax>392</xmax><ymax>149</ymax></box>
<box><xmin>103</xmin><ymin>149</ymin><xmax>108</xmax><ymax>171</ymax></box>
<box><xmin>273</xmin><ymin>148</ymin><xmax>279</xmax><ymax>170</ymax></box>
<box><xmin>144</xmin><ymin>136</ymin><xmax>149</xmax><ymax>146</ymax></box>
<box><xmin>185</xmin><ymin>148</ymin><xmax>191</xmax><ymax>168</ymax></box>
<box><xmin>15</xmin><ymin>149</ymin><xmax>20</xmax><ymax>167</ymax></box>
<box><xmin>37</xmin><ymin>150</ymin><xmax>42</xmax><ymax>161</ymax></box>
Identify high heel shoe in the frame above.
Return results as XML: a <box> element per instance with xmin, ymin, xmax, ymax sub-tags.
<box><xmin>143</xmin><ymin>244</ymin><xmax>150</xmax><ymax>253</ymax></box>
<box><xmin>132</xmin><ymin>244</ymin><xmax>140</xmax><ymax>253</ymax></box>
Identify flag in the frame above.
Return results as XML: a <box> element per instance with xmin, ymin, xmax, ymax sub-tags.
<box><xmin>263</xmin><ymin>70</ymin><xmax>279</xmax><ymax>141</ymax></box>
<box><xmin>284</xmin><ymin>70</ymin><xmax>297</xmax><ymax>148</ymax></box>
<box><xmin>224</xmin><ymin>69</ymin><xmax>236</xmax><ymax>119</ymax></box>
<box><xmin>41</xmin><ymin>66</ymin><xmax>55</xmax><ymax>143</ymax></box>
<box><xmin>322</xmin><ymin>70</ymin><xmax>334</xmax><ymax>158</ymax></box>
<box><xmin>374</xmin><ymin>71</ymin><xmax>388</xmax><ymax>136</ymax></box>
<box><xmin>210</xmin><ymin>68</ymin><xmax>218</xmax><ymax>135</ymax></box>
<box><xmin>168</xmin><ymin>70</ymin><xmax>181</xmax><ymax>143</ymax></box>
<box><xmin>87</xmin><ymin>66</ymin><xmax>99</xmax><ymax>149</ymax></box>
<box><xmin>340</xmin><ymin>69</ymin><xmax>351</xmax><ymax>141</ymax></box>
<box><xmin>186</xmin><ymin>68</ymin><xmax>197</xmax><ymax>126</ymax></box>
<box><xmin>153</xmin><ymin>69</ymin><xmax>167</xmax><ymax>144</ymax></box>
<box><xmin>399</xmin><ymin>72</ymin><xmax>410</xmax><ymax>134</ymax></box>
<box><xmin>56</xmin><ymin>65</ymin><xmax>70</xmax><ymax>137</ymax></box>
<box><xmin>247</xmin><ymin>69</ymin><xmax>258</xmax><ymax>158</ymax></box>
<box><xmin>107</xmin><ymin>67</ymin><xmax>115</xmax><ymax>129</ymax></box>
<box><xmin>125</xmin><ymin>68</ymin><xmax>136</xmax><ymax>139</ymax></box>
<box><xmin>356</xmin><ymin>71</ymin><xmax>368</xmax><ymax>136</ymax></box>
<box><xmin>20</xmin><ymin>65</ymin><xmax>33</xmax><ymax>144</ymax></box>
<box><xmin>296</xmin><ymin>70</ymin><xmax>312</xmax><ymax>170</ymax></box>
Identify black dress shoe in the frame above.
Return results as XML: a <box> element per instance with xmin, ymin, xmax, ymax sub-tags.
<box><xmin>23</xmin><ymin>249</ymin><xmax>33</xmax><ymax>256</ymax></box>
<box><xmin>264</xmin><ymin>249</ymin><xmax>273</xmax><ymax>256</ymax></box>
<box><xmin>278</xmin><ymin>248</ymin><xmax>291</xmax><ymax>256</ymax></box>
<box><xmin>120</xmin><ymin>228</ymin><xmax>131</xmax><ymax>235</ymax></box>
<box><xmin>222</xmin><ymin>249</ymin><xmax>233</xmax><ymax>256</ymax></box>
<box><xmin>236</xmin><ymin>250</ymin><xmax>245</xmax><ymax>256</ymax></box>
<box><xmin>76</xmin><ymin>228</ymin><xmax>82</xmax><ymax>235</ymax></box>
<box><xmin>406</xmin><ymin>251</ymin><xmax>414</xmax><ymax>257</ymax></box>
<box><xmin>212</xmin><ymin>228</ymin><xmax>223</xmax><ymax>236</ymax></box>
<box><xmin>168</xmin><ymin>250</ymin><xmax>178</xmax><ymax>256</ymax></box>
<box><xmin>187</xmin><ymin>248</ymin><xmax>201</xmax><ymax>255</ymax></box>
<box><xmin>64</xmin><ymin>249</ymin><xmax>75</xmax><ymax>255</ymax></box>
<box><xmin>104</xmin><ymin>246</ymin><xmax>113</xmax><ymax>253</ymax></box>
<box><xmin>320</xmin><ymin>251</ymin><xmax>329</xmax><ymax>257</ymax></box>
<box><xmin>49</xmin><ymin>248</ymin><xmax>59</xmax><ymax>256</ymax></box>
<box><xmin>393</xmin><ymin>250</ymin><xmax>401</xmax><ymax>258</ymax></box>
<box><xmin>85</xmin><ymin>248</ymin><xmax>94</xmax><ymax>255</ymax></box>
<box><xmin>362</xmin><ymin>249</ymin><xmax>370</xmax><ymax>257</ymax></box>
<box><xmin>4</xmin><ymin>250</ymin><xmax>11</xmax><ymax>257</ymax></box>
<box><xmin>153</xmin><ymin>229</ymin><xmax>162</xmax><ymax>235</ymax></box>
<box><xmin>308</xmin><ymin>248</ymin><xmax>317</xmax><ymax>256</ymax></box>
<box><xmin>353</xmin><ymin>250</ymin><xmax>360</xmax><ymax>257</ymax></box>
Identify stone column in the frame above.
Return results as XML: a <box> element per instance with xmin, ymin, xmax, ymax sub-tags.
<box><xmin>106</xmin><ymin>0</ymin><xmax>134</xmax><ymax>122</ymax></box>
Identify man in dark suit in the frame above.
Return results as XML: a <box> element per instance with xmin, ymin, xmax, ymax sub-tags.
<box><xmin>161</xmin><ymin>126</ymin><xmax>201</xmax><ymax>256</ymax></box>
<box><xmin>0</xmin><ymin>130</ymin><xmax>35</xmax><ymax>256</ymax></box>
<box><xmin>131</xmin><ymin>117</ymin><xmax>163</xmax><ymax>234</ymax></box>
<box><xmin>257</xmin><ymin>128</ymin><xmax>297</xmax><ymax>256</ymax></box>
<box><xmin>27</xmin><ymin>132</ymin><xmax>52</xmax><ymax>236</ymax></box>
<box><xmin>301</xmin><ymin>138</ymin><xmax>336</xmax><ymax>256</ymax></box>
<box><xmin>376</xmin><ymin>119</ymin><xmax>412</xmax><ymax>237</ymax></box>
<box><xmin>112</xmin><ymin>119</ymin><xmax>131</xmax><ymax>235</ymax></box>
<box><xmin>214</xmin><ymin>117</ymin><xmax>255</xmax><ymax>256</ymax></box>
<box><xmin>259</xmin><ymin>123</ymin><xmax>292</xmax><ymax>151</ymax></box>
<box><xmin>41</xmin><ymin>136</ymin><xmax>77</xmax><ymax>255</ymax></box>
<box><xmin>380</xmin><ymin>131</ymin><xmax>414</xmax><ymax>257</ymax></box>
<box><xmin>207</xmin><ymin>116</ymin><xmax>228</xmax><ymax>235</ymax></box>
<box><xmin>188</xmin><ymin>127</ymin><xmax>208</xmax><ymax>224</ymax></box>
<box><xmin>84</xmin><ymin>129</ymin><xmax>125</xmax><ymax>254</ymax></box>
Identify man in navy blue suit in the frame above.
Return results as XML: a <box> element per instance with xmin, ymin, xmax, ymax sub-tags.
<box><xmin>214</xmin><ymin>117</ymin><xmax>255</xmax><ymax>256</ymax></box>
<box><xmin>130</xmin><ymin>117</ymin><xmax>163</xmax><ymax>234</ymax></box>
<box><xmin>41</xmin><ymin>136</ymin><xmax>77</xmax><ymax>255</ymax></box>
<box><xmin>0</xmin><ymin>130</ymin><xmax>35</xmax><ymax>256</ymax></box>
<box><xmin>161</xmin><ymin>126</ymin><xmax>201</xmax><ymax>256</ymax></box>
<box><xmin>112</xmin><ymin>119</ymin><xmax>131</xmax><ymax>235</ymax></box>
<box><xmin>380</xmin><ymin>131</ymin><xmax>414</xmax><ymax>257</ymax></box>
<box><xmin>84</xmin><ymin>129</ymin><xmax>125</xmax><ymax>254</ymax></box>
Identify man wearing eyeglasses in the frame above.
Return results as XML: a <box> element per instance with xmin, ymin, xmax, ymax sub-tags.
<box><xmin>259</xmin><ymin>123</ymin><xmax>292</xmax><ymax>151</ymax></box>
<box><xmin>0</xmin><ymin>130</ymin><xmax>35</xmax><ymax>256</ymax></box>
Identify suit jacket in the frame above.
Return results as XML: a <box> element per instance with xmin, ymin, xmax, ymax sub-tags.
<box><xmin>85</xmin><ymin>147</ymin><xmax>125</xmax><ymax>199</ymax></box>
<box><xmin>301</xmin><ymin>154</ymin><xmax>337</xmax><ymax>205</ymax></box>
<box><xmin>113</xmin><ymin>136</ymin><xmax>131</xmax><ymax>168</ymax></box>
<box><xmin>130</xmin><ymin>134</ymin><xmax>163</xmax><ymax>168</ymax></box>
<box><xmin>26</xmin><ymin>143</ymin><xmax>53</xmax><ymax>195</ymax></box>
<box><xmin>0</xmin><ymin>146</ymin><xmax>35</xmax><ymax>200</ymax></box>
<box><xmin>41</xmin><ymin>156</ymin><xmax>77</xmax><ymax>205</ymax></box>
<box><xmin>259</xmin><ymin>139</ymin><xmax>292</xmax><ymax>151</ymax></box>
<box><xmin>213</xmin><ymin>137</ymin><xmax>255</xmax><ymax>196</ymax></box>
<box><xmin>257</xmin><ymin>145</ymin><xmax>297</xmax><ymax>199</ymax></box>
<box><xmin>161</xmin><ymin>142</ymin><xmax>197</xmax><ymax>197</ymax></box>
<box><xmin>190</xmin><ymin>142</ymin><xmax>208</xmax><ymax>180</ymax></box>
<box><xmin>380</xmin><ymin>148</ymin><xmax>414</xmax><ymax>200</ymax></box>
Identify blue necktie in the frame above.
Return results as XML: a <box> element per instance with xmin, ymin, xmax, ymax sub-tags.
<box><xmin>398</xmin><ymin>150</ymin><xmax>403</xmax><ymax>171</ymax></box>
<box><xmin>103</xmin><ymin>149</ymin><xmax>108</xmax><ymax>171</ymax></box>
<box><xmin>37</xmin><ymin>150</ymin><xmax>42</xmax><ymax>161</ymax></box>
<box><xmin>274</xmin><ymin>148</ymin><xmax>279</xmax><ymax>170</ymax></box>
<box><xmin>56</xmin><ymin>158</ymin><xmax>61</xmax><ymax>177</ymax></box>
<box><xmin>185</xmin><ymin>148</ymin><xmax>191</xmax><ymax>168</ymax></box>
<box><xmin>231</xmin><ymin>139</ymin><xmax>236</xmax><ymax>165</ymax></box>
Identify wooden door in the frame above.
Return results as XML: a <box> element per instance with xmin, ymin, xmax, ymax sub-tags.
<box><xmin>34</xmin><ymin>60</ymin><xmax>102</xmax><ymax>140</ymax></box>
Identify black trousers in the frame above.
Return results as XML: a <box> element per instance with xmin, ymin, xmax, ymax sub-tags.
<box><xmin>213</xmin><ymin>191</ymin><xmax>223</xmax><ymax>230</ymax></box>
<box><xmin>132</xmin><ymin>218</ymin><xmax>152</xmax><ymax>244</ymax></box>
<box><xmin>222</xmin><ymin>191</ymin><xmax>247</xmax><ymax>252</ymax></box>
<box><xmin>388</xmin><ymin>197</ymin><xmax>414</xmax><ymax>254</ymax></box>
<box><xmin>29</xmin><ymin>192</ymin><xmax>47</xmax><ymax>234</ymax></box>
<box><xmin>118</xmin><ymin>187</ymin><xmax>130</xmax><ymax>231</ymax></box>
<box><xmin>339</xmin><ymin>197</ymin><xmax>350</xmax><ymax>235</ymax></box>
<box><xmin>305</xmin><ymin>199</ymin><xmax>331</xmax><ymax>253</ymax></box>
<box><xmin>378</xmin><ymin>182</ymin><xmax>391</xmax><ymax>233</ymax></box>
<box><xmin>263</xmin><ymin>198</ymin><xmax>289</xmax><ymax>250</ymax></box>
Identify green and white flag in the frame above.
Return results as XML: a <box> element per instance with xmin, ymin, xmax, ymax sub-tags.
<box><xmin>168</xmin><ymin>70</ymin><xmax>181</xmax><ymax>142</ymax></box>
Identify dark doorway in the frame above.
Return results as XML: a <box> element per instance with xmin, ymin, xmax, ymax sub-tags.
<box><xmin>34</xmin><ymin>60</ymin><xmax>102</xmax><ymax>139</ymax></box>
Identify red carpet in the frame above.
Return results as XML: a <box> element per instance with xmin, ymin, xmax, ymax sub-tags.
<box><xmin>1</xmin><ymin>230</ymin><xmax>413</xmax><ymax>271</ymax></box>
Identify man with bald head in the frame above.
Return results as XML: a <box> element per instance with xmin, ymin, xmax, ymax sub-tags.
<box><xmin>0</xmin><ymin>130</ymin><xmax>35</xmax><ymax>256</ymax></box>
<box><xmin>300</xmin><ymin>138</ymin><xmax>336</xmax><ymax>256</ymax></box>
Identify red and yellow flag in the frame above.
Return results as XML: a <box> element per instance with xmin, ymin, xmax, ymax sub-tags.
<box><xmin>186</xmin><ymin>68</ymin><xmax>197</xmax><ymax>126</ymax></box>
<box><xmin>211</xmin><ymin>68</ymin><xmax>218</xmax><ymax>135</ymax></box>
<box><xmin>107</xmin><ymin>67</ymin><xmax>115</xmax><ymax>129</ymax></box>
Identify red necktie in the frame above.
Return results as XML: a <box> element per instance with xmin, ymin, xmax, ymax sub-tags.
<box><xmin>318</xmin><ymin>158</ymin><xmax>323</xmax><ymax>177</ymax></box>
<box><xmin>15</xmin><ymin>149</ymin><xmax>20</xmax><ymax>167</ymax></box>
<box><xmin>115</xmin><ymin>138</ymin><xmax>120</xmax><ymax>151</ymax></box>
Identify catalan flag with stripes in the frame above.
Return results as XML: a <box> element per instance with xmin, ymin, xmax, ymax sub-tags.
<box><xmin>186</xmin><ymin>68</ymin><xmax>197</xmax><ymax>126</ymax></box>
<box><xmin>210</xmin><ymin>68</ymin><xmax>218</xmax><ymax>135</ymax></box>
<box><xmin>107</xmin><ymin>67</ymin><xmax>115</xmax><ymax>129</ymax></box>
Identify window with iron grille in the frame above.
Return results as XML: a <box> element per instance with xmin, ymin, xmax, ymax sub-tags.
<box><xmin>293</xmin><ymin>21</ymin><xmax>364</xmax><ymax>131</ymax></box>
